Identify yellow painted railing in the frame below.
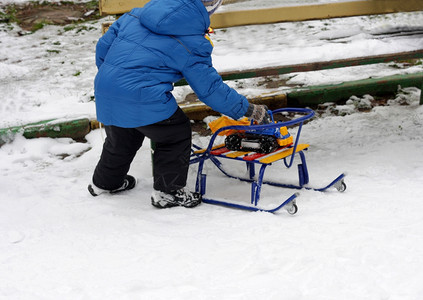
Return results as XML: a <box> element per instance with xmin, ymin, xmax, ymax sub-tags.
<box><xmin>99</xmin><ymin>0</ymin><xmax>423</xmax><ymax>28</ymax></box>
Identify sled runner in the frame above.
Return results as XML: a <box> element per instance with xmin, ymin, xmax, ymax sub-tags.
<box><xmin>190</xmin><ymin>108</ymin><xmax>346</xmax><ymax>214</ymax></box>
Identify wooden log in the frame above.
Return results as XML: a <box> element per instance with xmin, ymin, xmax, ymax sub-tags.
<box><xmin>0</xmin><ymin>118</ymin><xmax>91</xmax><ymax>145</ymax></box>
<box><xmin>287</xmin><ymin>72</ymin><xmax>423</xmax><ymax>106</ymax></box>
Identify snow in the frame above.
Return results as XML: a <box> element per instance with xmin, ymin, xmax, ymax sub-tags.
<box><xmin>1</xmin><ymin>1</ymin><xmax>423</xmax><ymax>299</ymax></box>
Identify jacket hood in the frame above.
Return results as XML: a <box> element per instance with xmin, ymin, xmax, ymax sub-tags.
<box><xmin>139</xmin><ymin>0</ymin><xmax>210</xmax><ymax>36</ymax></box>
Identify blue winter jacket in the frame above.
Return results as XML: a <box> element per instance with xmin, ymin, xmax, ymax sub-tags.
<box><xmin>94</xmin><ymin>0</ymin><xmax>250</xmax><ymax>127</ymax></box>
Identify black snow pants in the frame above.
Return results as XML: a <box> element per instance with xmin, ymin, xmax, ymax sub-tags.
<box><xmin>92</xmin><ymin>107</ymin><xmax>192</xmax><ymax>193</ymax></box>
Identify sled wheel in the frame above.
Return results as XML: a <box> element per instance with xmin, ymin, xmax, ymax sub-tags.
<box><xmin>336</xmin><ymin>181</ymin><xmax>347</xmax><ymax>193</ymax></box>
<box><xmin>286</xmin><ymin>203</ymin><xmax>298</xmax><ymax>215</ymax></box>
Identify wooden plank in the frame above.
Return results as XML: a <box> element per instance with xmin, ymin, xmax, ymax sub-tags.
<box><xmin>99</xmin><ymin>0</ymin><xmax>423</xmax><ymax>27</ymax></box>
<box><xmin>210</xmin><ymin>0</ymin><xmax>423</xmax><ymax>28</ymax></box>
<box><xmin>0</xmin><ymin>119</ymin><xmax>91</xmax><ymax>146</ymax></box>
<box><xmin>210</xmin><ymin>147</ymin><xmax>230</xmax><ymax>155</ymax></box>
<box><xmin>174</xmin><ymin>50</ymin><xmax>423</xmax><ymax>86</ymax></box>
<box><xmin>100</xmin><ymin>0</ymin><xmax>149</xmax><ymax>15</ymax></box>
<box><xmin>181</xmin><ymin>94</ymin><xmax>287</xmax><ymax>121</ymax></box>
<box><xmin>259</xmin><ymin>144</ymin><xmax>309</xmax><ymax>164</ymax></box>
<box><xmin>220</xmin><ymin>50</ymin><xmax>423</xmax><ymax>81</ymax></box>
<box><xmin>193</xmin><ymin>143</ymin><xmax>225</xmax><ymax>154</ymax></box>
<box><xmin>225</xmin><ymin>151</ymin><xmax>251</xmax><ymax>158</ymax></box>
<box><xmin>287</xmin><ymin>72</ymin><xmax>423</xmax><ymax>106</ymax></box>
<box><xmin>99</xmin><ymin>0</ymin><xmax>240</xmax><ymax>15</ymax></box>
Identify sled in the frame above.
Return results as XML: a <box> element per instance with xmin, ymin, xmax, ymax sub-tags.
<box><xmin>190</xmin><ymin>108</ymin><xmax>346</xmax><ymax>214</ymax></box>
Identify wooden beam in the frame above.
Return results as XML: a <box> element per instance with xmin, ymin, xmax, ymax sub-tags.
<box><xmin>100</xmin><ymin>0</ymin><xmax>149</xmax><ymax>15</ymax></box>
<box><xmin>99</xmin><ymin>0</ymin><xmax>423</xmax><ymax>29</ymax></box>
<box><xmin>181</xmin><ymin>94</ymin><xmax>287</xmax><ymax>120</ymax></box>
<box><xmin>287</xmin><ymin>72</ymin><xmax>423</xmax><ymax>106</ymax></box>
<box><xmin>175</xmin><ymin>50</ymin><xmax>423</xmax><ymax>86</ymax></box>
<box><xmin>0</xmin><ymin>119</ymin><xmax>91</xmax><ymax>146</ymax></box>
<box><xmin>211</xmin><ymin>0</ymin><xmax>423</xmax><ymax>28</ymax></box>
<box><xmin>222</xmin><ymin>49</ymin><xmax>423</xmax><ymax>79</ymax></box>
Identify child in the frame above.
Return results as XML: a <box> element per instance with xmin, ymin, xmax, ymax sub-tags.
<box><xmin>88</xmin><ymin>0</ymin><xmax>270</xmax><ymax>208</ymax></box>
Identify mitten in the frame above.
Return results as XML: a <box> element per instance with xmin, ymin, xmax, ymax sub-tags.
<box><xmin>244</xmin><ymin>103</ymin><xmax>271</xmax><ymax>124</ymax></box>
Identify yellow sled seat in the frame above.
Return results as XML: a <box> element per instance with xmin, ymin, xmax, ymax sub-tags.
<box><xmin>193</xmin><ymin>143</ymin><xmax>309</xmax><ymax>165</ymax></box>
<box><xmin>259</xmin><ymin>144</ymin><xmax>309</xmax><ymax>164</ymax></box>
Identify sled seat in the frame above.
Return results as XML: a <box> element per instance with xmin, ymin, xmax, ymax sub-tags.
<box><xmin>193</xmin><ymin>143</ymin><xmax>309</xmax><ymax>165</ymax></box>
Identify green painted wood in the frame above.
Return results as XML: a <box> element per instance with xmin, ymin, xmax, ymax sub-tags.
<box><xmin>179</xmin><ymin>73</ymin><xmax>423</xmax><ymax>119</ymax></box>
<box><xmin>0</xmin><ymin>118</ymin><xmax>90</xmax><ymax>145</ymax></box>
<box><xmin>287</xmin><ymin>72</ymin><xmax>423</xmax><ymax>106</ymax></box>
<box><xmin>1</xmin><ymin>73</ymin><xmax>421</xmax><ymax>145</ymax></box>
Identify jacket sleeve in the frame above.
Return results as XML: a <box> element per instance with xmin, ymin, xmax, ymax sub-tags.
<box><xmin>95</xmin><ymin>18</ymin><xmax>122</xmax><ymax>69</ymax></box>
<box><xmin>181</xmin><ymin>51</ymin><xmax>249</xmax><ymax>120</ymax></box>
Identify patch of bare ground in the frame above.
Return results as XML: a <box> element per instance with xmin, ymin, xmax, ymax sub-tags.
<box><xmin>1</xmin><ymin>1</ymin><xmax>101</xmax><ymax>32</ymax></box>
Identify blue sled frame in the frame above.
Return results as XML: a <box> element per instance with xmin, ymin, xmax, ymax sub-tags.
<box><xmin>190</xmin><ymin>108</ymin><xmax>347</xmax><ymax>214</ymax></box>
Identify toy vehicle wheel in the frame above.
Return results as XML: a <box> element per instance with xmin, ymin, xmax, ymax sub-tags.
<box><xmin>225</xmin><ymin>134</ymin><xmax>242</xmax><ymax>151</ymax></box>
<box><xmin>286</xmin><ymin>203</ymin><xmax>298</xmax><ymax>215</ymax></box>
<box><xmin>259</xmin><ymin>136</ymin><xmax>279</xmax><ymax>153</ymax></box>
<box><xmin>336</xmin><ymin>181</ymin><xmax>347</xmax><ymax>192</ymax></box>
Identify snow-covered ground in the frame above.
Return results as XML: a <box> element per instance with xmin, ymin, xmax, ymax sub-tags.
<box><xmin>1</xmin><ymin>1</ymin><xmax>423</xmax><ymax>299</ymax></box>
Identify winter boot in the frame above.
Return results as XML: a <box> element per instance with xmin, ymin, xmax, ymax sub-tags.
<box><xmin>88</xmin><ymin>175</ymin><xmax>137</xmax><ymax>196</ymax></box>
<box><xmin>151</xmin><ymin>188</ymin><xmax>202</xmax><ymax>208</ymax></box>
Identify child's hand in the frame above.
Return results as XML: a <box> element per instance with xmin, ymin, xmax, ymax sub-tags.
<box><xmin>244</xmin><ymin>104</ymin><xmax>271</xmax><ymax>125</ymax></box>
